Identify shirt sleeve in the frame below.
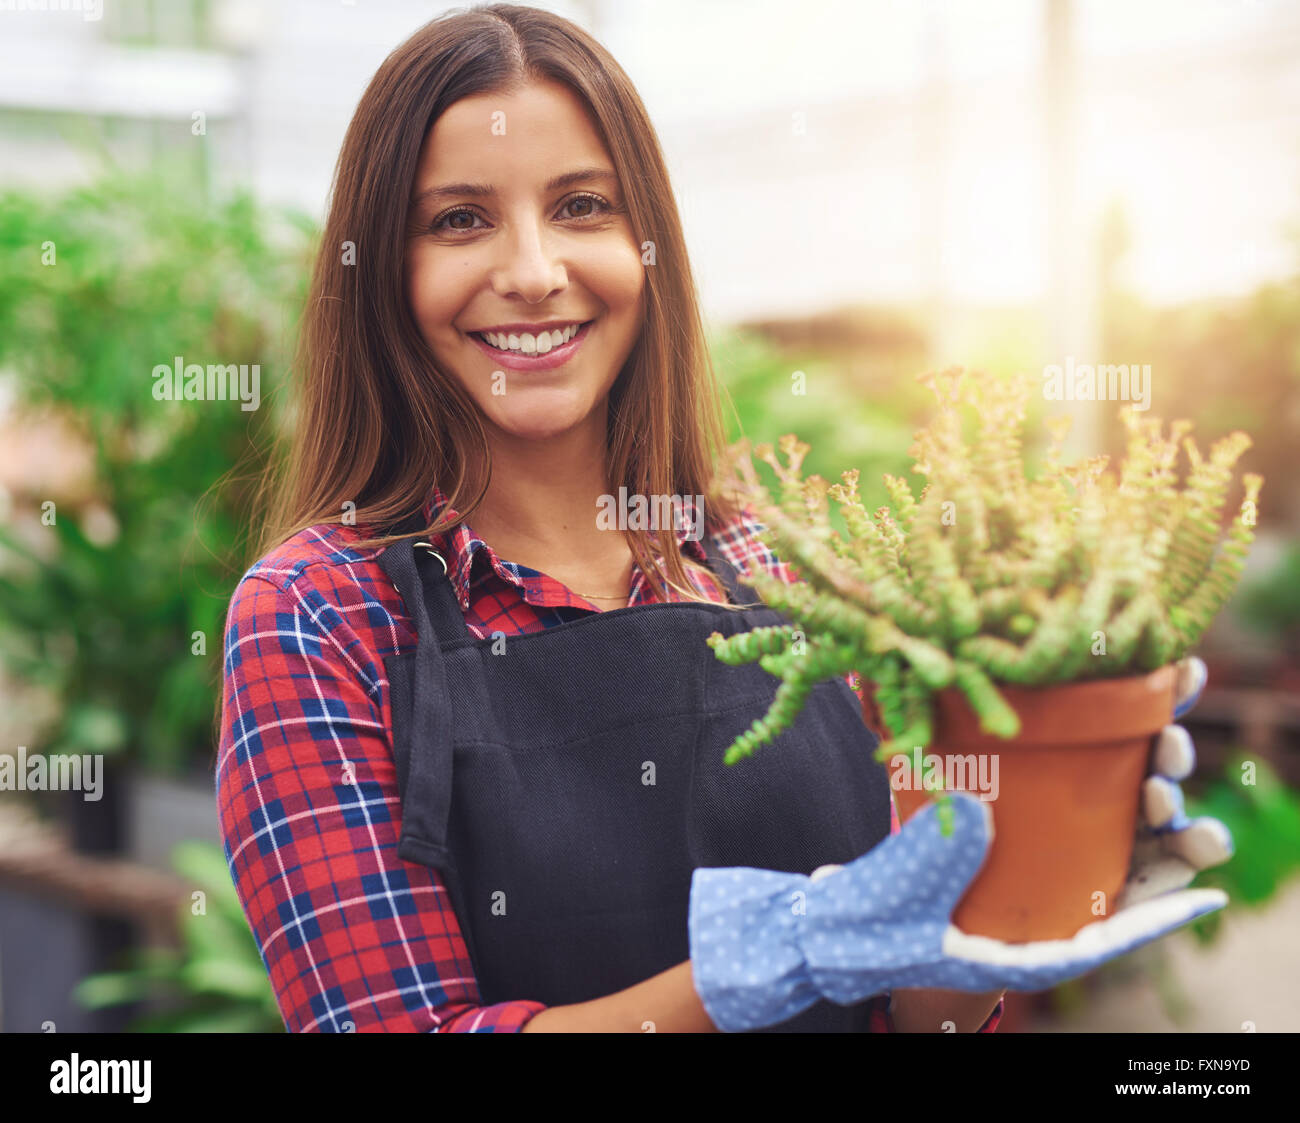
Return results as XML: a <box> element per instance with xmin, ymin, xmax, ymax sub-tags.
<box><xmin>216</xmin><ymin>570</ymin><xmax>547</xmax><ymax>1032</ymax></box>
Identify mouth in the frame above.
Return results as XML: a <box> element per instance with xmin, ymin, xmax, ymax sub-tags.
<box><xmin>466</xmin><ymin>319</ymin><xmax>596</xmax><ymax>372</ymax></box>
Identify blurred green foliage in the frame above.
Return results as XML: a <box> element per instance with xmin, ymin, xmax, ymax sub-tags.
<box><xmin>1239</xmin><ymin>544</ymin><xmax>1300</xmax><ymax>650</ymax></box>
<box><xmin>710</xmin><ymin>320</ymin><xmax>931</xmax><ymax>534</ymax></box>
<box><xmin>1184</xmin><ymin>751</ymin><xmax>1300</xmax><ymax>946</ymax></box>
<box><xmin>0</xmin><ymin>166</ymin><xmax>313</xmax><ymax>773</ymax></box>
<box><xmin>74</xmin><ymin>839</ymin><xmax>285</xmax><ymax>1032</ymax></box>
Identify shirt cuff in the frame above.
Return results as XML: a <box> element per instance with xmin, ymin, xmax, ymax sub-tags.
<box><xmin>978</xmin><ymin>996</ymin><xmax>1005</xmax><ymax>1032</ymax></box>
<box><xmin>866</xmin><ymin>992</ymin><xmax>895</xmax><ymax>1032</ymax></box>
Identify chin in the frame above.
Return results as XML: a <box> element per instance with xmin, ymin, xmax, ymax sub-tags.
<box><xmin>485</xmin><ymin>397</ymin><xmax>602</xmax><ymax>442</ymax></box>
<box><xmin>490</xmin><ymin>414</ymin><xmax>585</xmax><ymax>442</ymax></box>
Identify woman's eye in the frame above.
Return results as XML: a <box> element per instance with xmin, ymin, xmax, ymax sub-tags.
<box><xmin>560</xmin><ymin>193</ymin><xmax>612</xmax><ymax>221</ymax></box>
<box><xmin>431</xmin><ymin>207</ymin><xmax>485</xmax><ymax>234</ymax></box>
<box><xmin>428</xmin><ymin>193</ymin><xmax>612</xmax><ymax>235</ymax></box>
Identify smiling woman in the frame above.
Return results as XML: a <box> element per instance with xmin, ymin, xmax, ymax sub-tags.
<box><xmin>403</xmin><ymin>81</ymin><xmax>646</xmax><ymax>442</ymax></box>
<box><xmin>216</xmin><ymin>2</ymin><xmax>1002</xmax><ymax>1036</ymax></box>
<box><xmin>254</xmin><ymin>6</ymin><xmax>734</xmax><ymax>604</ymax></box>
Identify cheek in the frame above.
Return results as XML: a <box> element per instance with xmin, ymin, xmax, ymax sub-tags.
<box><xmin>405</xmin><ymin>248</ymin><xmax>460</xmax><ymax>336</ymax></box>
<box><xmin>583</xmin><ymin>238</ymin><xmax>645</xmax><ymax>316</ymax></box>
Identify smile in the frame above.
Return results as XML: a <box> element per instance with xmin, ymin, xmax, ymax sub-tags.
<box><xmin>467</xmin><ymin>319</ymin><xmax>595</xmax><ymax>371</ymax></box>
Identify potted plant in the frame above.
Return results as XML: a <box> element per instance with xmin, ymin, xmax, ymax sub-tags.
<box><xmin>0</xmin><ymin>168</ymin><xmax>308</xmax><ymax>843</ymax></box>
<box><xmin>708</xmin><ymin>366</ymin><xmax>1263</xmax><ymax>942</ymax></box>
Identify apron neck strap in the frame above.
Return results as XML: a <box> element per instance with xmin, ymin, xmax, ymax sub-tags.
<box><xmin>378</xmin><ymin>534</ymin><xmax>471</xmax><ymax>644</ymax></box>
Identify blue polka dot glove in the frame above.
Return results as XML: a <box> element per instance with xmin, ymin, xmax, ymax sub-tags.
<box><xmin>1119</xmin><ymin>657</ymin><xmax>1234</xmax><ymax>907</ymax></box>
<box><xmin>688</xmin><ymin>656</ymin><xmax>1233</xmax><ymax>1033</ymax></box>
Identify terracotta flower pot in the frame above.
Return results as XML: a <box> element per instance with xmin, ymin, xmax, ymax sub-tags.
<box><xmin>859</xmin><ymin>664</ymin><xmax>1177</xmax><ymax>943</ymax></box>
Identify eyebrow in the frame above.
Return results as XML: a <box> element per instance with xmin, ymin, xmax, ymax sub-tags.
<box><xmin>410</xmin><ymin>167</ymin><xmax>619</xmax><ymax>208</ymax></box>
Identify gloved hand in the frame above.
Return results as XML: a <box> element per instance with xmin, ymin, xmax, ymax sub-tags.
<box><xmin>1118</xmin><ymin>656</ymin><xmax>1233</xmax><ymax>906</ymax></box>
<box><xmin>688</xmin><ymin>655</ymin><xmax>1233</xmax><ymax>1033</ymax></box>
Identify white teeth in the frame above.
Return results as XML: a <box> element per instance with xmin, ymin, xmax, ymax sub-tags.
<box><xmin>481</xmin><ymin>322</ymin><xmax>583</xmax><ymax>354</ymax></box>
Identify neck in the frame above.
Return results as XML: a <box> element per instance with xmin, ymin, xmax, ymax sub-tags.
<box><xmin>468</xmin><ymin>408</ymin><xmax>628</xmax><ymax>570</ymax></box>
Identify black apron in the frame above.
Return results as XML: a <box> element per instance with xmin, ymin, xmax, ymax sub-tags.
<box><xmin>379</xmin><ymin>529</ymin><xmax>893</xmax><ymax>1031</ymax></box>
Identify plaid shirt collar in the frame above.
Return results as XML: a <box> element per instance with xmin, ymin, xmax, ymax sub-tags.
<box><xmin>417</xmin><ymin>482</ymin><xmax>710</xmax><ymax>613</ymax></box>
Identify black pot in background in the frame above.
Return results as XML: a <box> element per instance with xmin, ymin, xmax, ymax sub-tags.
<box><xmin>58</xmin><ymin>754</ymin><xmax>137</xmax><ymax>1032</ymax></box>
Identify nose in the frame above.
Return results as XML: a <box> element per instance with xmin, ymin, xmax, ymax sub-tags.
<box><xmin>490</xmin><ymin>213</ymin><xmax>567</xmax><ymax>303</ymax></box>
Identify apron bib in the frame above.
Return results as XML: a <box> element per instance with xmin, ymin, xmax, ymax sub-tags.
<box><xmin>379</xmin><ymin>530</ymin><xmax>892</xmax><ymax>1031</ymax></box>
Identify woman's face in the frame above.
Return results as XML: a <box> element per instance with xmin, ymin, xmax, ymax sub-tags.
<box><xmin>405</xmin><ymin>79</ymin><xmax>646</xmax><ymax>444</ymax></box>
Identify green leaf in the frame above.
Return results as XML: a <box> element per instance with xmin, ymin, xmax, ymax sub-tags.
<box><xmin>60</xmin><ymin>703</ymin><xmax>129</xmax><ymax>755</ymax></box>
<box><xmin>73</xmin><ymin>969</ymin><xmax>170</xmax><ymax>1009</ymax></box>
<box><xmin>180</xmin><ymin>957</ymin><xmax>277</xmax><ymax>1001</ymax></box>
<box><xmin>1185</xmin><ymin>751</ymin><xmax>1300</xmax><ymax>910</ymax></box>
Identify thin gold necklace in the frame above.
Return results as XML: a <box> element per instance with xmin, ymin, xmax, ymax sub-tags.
<box><xmin>570</xmin><ymin>586</ymin><xmax>630</xmax><ymax>601</ymax></box>
<box><xmin>567</xmin><ymin>573</ymin><xmax>632</xmax><ymax>601</ymax></box>
<box><xmin>567</xmin><ymin>559</ymin><xmax>635</xmax><ymax>602</ymax></box>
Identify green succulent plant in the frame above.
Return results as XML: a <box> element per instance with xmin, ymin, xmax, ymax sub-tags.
<box><xmin>708</xmin><ymin>366</ymin><xmax>1263</xmax><ymax>769</ymax></box>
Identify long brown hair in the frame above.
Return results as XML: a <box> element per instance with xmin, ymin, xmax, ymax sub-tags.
<box><xmin>256</xmin><ymin>2</ymin><xmax>746</xmax><ymax>605</ymax></box>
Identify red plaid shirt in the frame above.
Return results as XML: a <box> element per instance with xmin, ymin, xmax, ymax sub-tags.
<box><xmin>217</xmin><ymin>484</ymin><xmax>1002</xmax><ymax>1032</ymax></box>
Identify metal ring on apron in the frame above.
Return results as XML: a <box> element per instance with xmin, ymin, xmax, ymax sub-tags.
<box><xmin>412</xmin><ymin>541</ymin><xmax>448</xmax><ymax>575</ymax></box>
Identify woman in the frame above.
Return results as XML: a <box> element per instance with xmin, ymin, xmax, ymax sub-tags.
<box><xmin>217</xmin><ymin>3</ymin><xmax>1229</xmax><ymax>1033</ymax></box>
